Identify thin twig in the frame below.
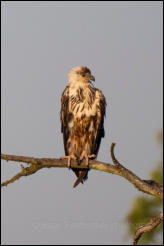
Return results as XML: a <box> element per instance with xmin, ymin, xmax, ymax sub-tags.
<box><xmin>133</xmin><ymin>211</ymin><xmax>163</xmax><ymax>245</ymax></box>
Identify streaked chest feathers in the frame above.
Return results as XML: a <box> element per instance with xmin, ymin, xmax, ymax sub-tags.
<box><xmin>69</xmin><ymin>84</ymin><xmax>98</xmax><ymax>119</ymax></box>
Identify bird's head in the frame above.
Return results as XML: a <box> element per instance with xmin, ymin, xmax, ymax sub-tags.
<box><xmin>68</xmin><ymin>66</ymin><xmax>95</xmax><ymax>85</ymax></box>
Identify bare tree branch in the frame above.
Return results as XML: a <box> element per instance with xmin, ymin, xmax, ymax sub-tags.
<box><xmin>1</xmin><ymin>143</ymin><xmax>163</xmax><ymax>200</ymax></box>
<box><xmin>133</xmin><ymin>211</ymin><xmax>163</xmax><ymax>245</ymax></box>
<box><xmin>1</xmin><ymin>143</ymin><xmax>163</xmax><ymax>245</ymax></box>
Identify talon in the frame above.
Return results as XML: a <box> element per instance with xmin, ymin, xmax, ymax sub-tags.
<box><xmin>60</xmin><ymin>153</ymin><xmax>76</xmax><ymax>169</ymax></box>
<box><xmin>88</xmin><ymin>154</ymin><xmax>96</xmax><ymax>159</ymax></box>
<box><xmin>79</xmin><ymin>151</ymin><xmax>96</xmax><ymax>167</ymax></box>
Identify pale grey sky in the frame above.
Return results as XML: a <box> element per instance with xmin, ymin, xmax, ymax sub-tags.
<box><xmin>1</xmin><ymin>1</ymin><xmax>163</xmax><ymax>245</ymax></box>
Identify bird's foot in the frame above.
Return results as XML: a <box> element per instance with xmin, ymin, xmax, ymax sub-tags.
<box><xmin>79</xmin><ymin>151</ymin><xmax>96</xmax><ymax>167</ymax></box>
<box><xmin>60</xmin><ymin>153</ymin><xmax>77</xmax><ymax>169</ymax></box>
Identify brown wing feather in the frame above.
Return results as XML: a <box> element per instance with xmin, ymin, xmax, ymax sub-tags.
<box><xmin>92</xmin><ymin>89</ymin><xmax>106</xmax><ymax>156</ymax></box>
<box><xmin>60</xmin><ymin>86</ymin><xmax>70</xmax><ymax>156</ymax></box>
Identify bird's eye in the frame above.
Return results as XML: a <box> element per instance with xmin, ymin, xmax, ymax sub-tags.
<box><xmin>82</xmin><ymin>74</ymin><xmax>85</xmax><ymax>77</ymax></box>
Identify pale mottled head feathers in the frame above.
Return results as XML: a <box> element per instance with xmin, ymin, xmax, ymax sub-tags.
<box><xmin>68</xmin><ymin>66</ymin><xmax>95</xmax><ymax>85</ymax></box>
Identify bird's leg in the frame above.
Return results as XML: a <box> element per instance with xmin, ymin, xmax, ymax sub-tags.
<box><xmin>79</xmin><ymin>151</ymin><xmax>96</xmax><ymax>167</ymax></box>
<box><xmin>60</xmin><ymin>153</ymin><xmax>77</xmax><ymax>169</ymax></box>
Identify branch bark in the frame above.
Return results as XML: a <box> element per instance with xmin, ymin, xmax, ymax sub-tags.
<box><xmin>1</xmin><ymin>143</ymin><xmax>163</xmax><ymax>199</ymax></box>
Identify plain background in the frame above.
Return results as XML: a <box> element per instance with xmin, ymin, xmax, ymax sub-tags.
<box><xmin>1</xmin><ymin>1</ymin><xmax>163</xmax><ymax>245</ymax></box>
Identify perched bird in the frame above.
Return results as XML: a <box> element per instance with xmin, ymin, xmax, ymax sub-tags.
<box><xmin>60</xmin><ymin>66</ymin><xmax>106</xmax><ymax>187</ymax></box>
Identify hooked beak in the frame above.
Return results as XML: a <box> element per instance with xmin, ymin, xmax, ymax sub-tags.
<box><xmin>90</xmin><ymin>74</ymin><xmax>95</xmax><ymax>82</ymax></box>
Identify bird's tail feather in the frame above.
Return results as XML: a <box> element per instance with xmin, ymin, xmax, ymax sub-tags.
<box><xmin>72</xmin><ymin>169</ymin><xmax>88</xmax><ymax>188</ymax></box>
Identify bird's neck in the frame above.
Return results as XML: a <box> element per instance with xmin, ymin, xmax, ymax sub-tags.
<box><xmin>69</xmin><ymin>79</ymin><xmax>94</xmax><ymax>90</ymax></box>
